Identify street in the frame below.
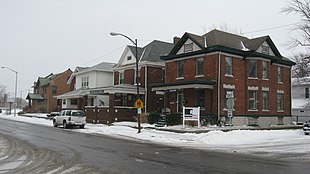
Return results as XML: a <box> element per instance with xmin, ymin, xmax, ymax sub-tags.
<box><xmin>0</xmin><ymin>118</ymin><xmax>309</xmax><ymax>174</ymax></box>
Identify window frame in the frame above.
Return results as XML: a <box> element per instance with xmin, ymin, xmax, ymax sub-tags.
<box><xmin>184</xmin><ymin>43</ymin><xmax>193</xmax><ymax>52</ymax></box>
<box><xmin>277</xmin><ymin>93</ymin><xmax>284</xmax><ymax>112</ymax></box>
<box><xmin>248</xmin><ymin>90</ymin><xmax>258</xmax><ymax>111</ymax></box>
<box><xmin>248</xmin><ymin>60</ymin><xmax>257</xmax><ymax>78</ymax></box>
<box><xmin>261</xmin><ymin>45</ymin><xmax>270</xmax><ymax>55</ymax></box>
<box><xmin>194</xmin><ymin>88</ymin><xmax>205</xmax><ymax>108</ymax></box>
<box><xmin>196</xmin><ymin>57</ymin><xmax>204</xmax><ymax>76</ymax></box>
<box><xmin>177</xmin><ymin>60</ymin><xmax>184</xmax><ymax>79</ymax></box>
<box><xmin>277</xmin><ymin>66</ymin><xmax>283</xmax><ymax>82</ymax></box>
<box><xmin>225</xmin><ymin>57</ymin><xmax>233</xmax><ymax>76</ymax></box>
<box><xmin>262</xmin><ymin>61</ymin><xmax>269</xmax><ymax>80</ymax></box>
<box><xmin>306</xmin><ymin>87</ymin><xmax>309</xmax><ymax>99</ymax></box>
<box><xmin>262</xmin><ymin>91</ymin><xmax>269</xmax><ymax>111</ymax></box>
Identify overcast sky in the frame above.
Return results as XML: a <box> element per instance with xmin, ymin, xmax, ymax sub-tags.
<box><xmin>0</xmin><ymin>0</ymin><xmax>302</xmax><ymax>98</ymax></box>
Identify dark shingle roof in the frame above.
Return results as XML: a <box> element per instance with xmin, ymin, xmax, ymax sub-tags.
<box><xmin>140</xmin><ymin>40</ymin><xmax>174</xmax><ymax>62</ymax></box>
<box><xmin>128</xmin><ymin>45</ymin><xmax>144</xmax><ymax>60</ymax></box>
<box><xmin>26</xmin><ymin>93</ymin><xmax>44</xmax><ymax>100</ymax></box>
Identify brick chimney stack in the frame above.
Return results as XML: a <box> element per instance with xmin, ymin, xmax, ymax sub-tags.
<box><xmin>173</xmin><ymin>36</ymin><xmax>180</xmax><ymax>44</ymax></box>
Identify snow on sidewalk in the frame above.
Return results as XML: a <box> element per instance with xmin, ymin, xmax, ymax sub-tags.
<box><xmin>1</xmin><ymin>112</ymin><xmax>310</xmax><ymax>160</ymax></box>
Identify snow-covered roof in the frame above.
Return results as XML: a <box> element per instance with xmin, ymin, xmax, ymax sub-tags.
<box><xmin>292</xmin><ymin>98</ymin><xmax>310</xmax><ymax>109</ymax></box>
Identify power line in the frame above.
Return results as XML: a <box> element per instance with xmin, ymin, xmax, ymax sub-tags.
<box><xmin>244</xmin><ymin>22</ymin><xmax>300</xmax><ymax>34</ymax></box>
<box><xmin>81</xmin><ymin>45</ymin><xmax>126</xmax><ymax>66</ymax></box>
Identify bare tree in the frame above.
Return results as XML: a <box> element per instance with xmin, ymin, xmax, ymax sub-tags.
<box><xmin>282</xmin><ymin>0</ymin><xmax>310</xmax><ymax>48</ymax></box>
<box><xmin>292</xmin><ymin>53</ymin><xmax>310</xmax><ymax>77</ymax></box>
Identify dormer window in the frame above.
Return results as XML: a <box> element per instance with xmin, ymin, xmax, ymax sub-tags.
<box><xmin>127</xmin><ymin>56</ymin><xmax>132</xmax><ymax>61</ymax></box>
<box><xmin>261</xmin><ymin>45</ymin><xmax>270</xmax><ymax>55</ymax></box>
<box><xmin>184</xmin><ymin>43</ymin><xmax>193</xmax><ymax>52</ymax></box>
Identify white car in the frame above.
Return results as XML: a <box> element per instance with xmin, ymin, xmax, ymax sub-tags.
<box><xmin>53</xmin><ymin>110</ymin><xmax>86</xmax><ymax>129</ymax></box>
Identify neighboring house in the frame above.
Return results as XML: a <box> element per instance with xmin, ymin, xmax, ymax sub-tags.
<box><xmin>56</xmin><ymin>62</ymin><xmax>116</xmax><ymax>110</ymax></box>
<box><xmin>291</xmin><ymin>77</ymin><xmax>310</xmax><ymax>123</ymax></box>
<box><xmin>84</xmin><ymin>40</ymin><xmax>174</xmax><ymax>123</ymax></box>
<box><xmin>26</xmin><ymin>69</ymin><xmax>73</xmax><ymax>113</ymax></box>
<box><xmin>152</xmin><ymin>29</ymin><xmax>295</xmax><ymax>127</ymax></box>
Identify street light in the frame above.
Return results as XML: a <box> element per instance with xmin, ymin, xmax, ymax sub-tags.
<box><xmin>110</xmin><ymin>32</ymin><xmax>141</xmax><ymax>133</ymax></box>
<box><xmin>1</xmin><ymin>66</ymin><xmax>18</xmax><ymax>116</ymax></box>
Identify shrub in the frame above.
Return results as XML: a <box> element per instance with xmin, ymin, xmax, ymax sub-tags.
<box><xmin>166</xmin><ymin>113</ymin><xmax>182</xmax><ymax>126</ymax></box>
<box><xmin>147</xmin><ymin>112</ymin><xmax>160</xmax><ymax>124</ymax></box>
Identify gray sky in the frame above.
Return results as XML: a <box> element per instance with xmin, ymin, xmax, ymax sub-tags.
<box><xmin>0</xmin><ymin>0</ymin><xmax>302</xmax><ymax>98</ymax></box>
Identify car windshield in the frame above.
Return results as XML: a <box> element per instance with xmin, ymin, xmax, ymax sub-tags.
<box><xmin>71</xmin><ymin>111</ymin><xmax>85</xmax><ymax>117</ymax></box>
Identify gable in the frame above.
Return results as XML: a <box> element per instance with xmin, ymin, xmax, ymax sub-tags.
<box><xmin>255</xmin><ymin>41</ymin><xmax>275</xmax><ymax>56</ymax></box>
<box><xmin>176</xmin><ymin>38</ymin><xmax>202</xmax><ymax>55</ymax></box>
<box><xmin>116</xmin><ymin>46</ymin><xmax>138</xmax><ymax>67</ymax></box>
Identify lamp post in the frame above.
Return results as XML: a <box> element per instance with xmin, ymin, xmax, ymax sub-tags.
<box><xmin>110</xmin><ymin>32</ymin><xmax>141</xmax><ymax>133</ymax></box>
<box><xmin>1</xmin><ymin>66</ymin><xmax>18</xmax><ymax>116</ymax></box>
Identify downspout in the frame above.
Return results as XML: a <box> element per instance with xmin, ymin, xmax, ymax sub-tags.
<box><xmin>145</xmin><ymin>63</ymin><xmax>148</xmax><ymax>113</ymax></box>
<box><xmin>217</xmin><ymin>52</ymin><xmax>221</xmax><ymax>122</ymax></box>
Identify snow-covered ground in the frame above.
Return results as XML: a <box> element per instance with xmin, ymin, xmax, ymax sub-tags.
<box><xmin>1</xmin><ymin>112</ymin><xmax>310</xmax><ymax>161</ymax></box>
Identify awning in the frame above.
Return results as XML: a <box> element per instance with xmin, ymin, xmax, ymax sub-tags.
<box><xmin>151</xmin><ymin>80</ymin><xmax>216</xmax><ymax>91</ymax></box>
<box><xmin>26</xmin><ymin>93</ymin><xmax>44</xmax><ymax>100</ymax></box>
<box><xmin>92</xmin><ymin>84</ymin><xmax>145</xmax><ymax>95</ymax></box>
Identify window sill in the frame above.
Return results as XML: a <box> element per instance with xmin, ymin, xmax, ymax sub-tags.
<box><xmin>195</xmin><ymin>75</ymin><xmax>204</xmax><ymax>78</ymax></box>
<box><xmin>248</xmin><ymin>109</ymin><xmax>258</xmax><ymax>112</ymax></box>
<box><xmin>176</xmin><ymin>77</ymin><xmax>184</xmax><ymax>80</ymax></box>
<box><xmin>262</xmin><ymin>110</ymin><xmax>269</xmax><ymax>112</ymax></box>
<box><xmin>225</xmin><ymin>74</ymin><xmax>233</xmax><ymax>78</ymax></box>
<box><xmin>262</xmin><ymin>78</ymin><xmax>269</xmax><ymax>81</ymax></box>
<box><xmin>277</xmin><ymin>110</ymin><xmax>284</xmax><ymax>113</ymax></box>
<box><xmin>248</xmin><ymin>77</ymin><xmax>258</xmax><ymax>80</ymax></box>
<box><xmin>277</xmin><ymin>82</ymin><xmax>283</xmax><ymax>84</ymax></box>
<box><xmin>223</xmin><ymin>108</ymin><xmax>235</xmax><ymax>111</ymax></box>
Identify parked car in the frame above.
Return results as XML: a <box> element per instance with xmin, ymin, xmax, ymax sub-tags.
<box><xmin>303</xmin><ymin>122</ymin><xmax>310</xmax><ymax>135</ymax></box>
<box><xmin>53</xmin><ymin>110</ymin><xmax>86</xmax><ymax>129</ymax></box>
<box><xmin>47</xmin><ymin>112</ymin><xmax>59</xmax><ymax>118</ymax></box>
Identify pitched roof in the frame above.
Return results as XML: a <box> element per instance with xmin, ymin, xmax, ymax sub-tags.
<box><xmin>26</xmin><ymin>93</ymin><xmax>44</xmax><ymax>100</ymax></box>
<box><xmin>79</xmin><ymin>62</ymin><xmax>116</xmax><ymax>73</ymax></box>
<box><xmin>164</xmin><ymin>29</ymin><xmax>295</xmax><ymax>66</ymax></box>
<box><xmin>128</xmin><ymin>45</ymin><xmax>144</xmax><ymax>60</ymax></box>
<box><xmin>140</xmin><ymin>40</ymin><xmax>174</xmax><ymax>62</ymax></box>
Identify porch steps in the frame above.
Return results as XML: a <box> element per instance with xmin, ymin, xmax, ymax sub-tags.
<box><xmin>155</xmin><ymin>114</ymin><xmax>166</xmax><ymax>127</ymax></box>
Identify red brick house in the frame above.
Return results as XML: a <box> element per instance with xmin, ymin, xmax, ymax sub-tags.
<box><xmin>152</xmin><ymin>29</ymin><xmax>295</xmax><ymax>126</ymax></box>
<box><xmin>86</xmin><ymin>40</ymin><xmax>174</xmax><ymax>123</ymax></box>
<box><xmin>26</xmin><ymin>69</ymin><xmax>73</xmax><ymax>113</ymax></box>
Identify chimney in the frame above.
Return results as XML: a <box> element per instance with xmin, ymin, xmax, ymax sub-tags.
<box><xmin>173</xmin><ymin>36</ymin><xmax>180</xmax><ymax>44</ymax></box>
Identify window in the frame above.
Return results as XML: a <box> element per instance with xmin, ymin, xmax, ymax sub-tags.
<box><xmin>184</xmin><ymin>43</ymin><xmax>193</xmax><ymax>52</ymax></box>
<box><xmin>248</xmin><ymin>60</ymin><xmax>257</xmax><ymax>78</ymax></box>
<box><xmin>277</xmin><ymin>93</ymin><xmax>284</xmax><ymax>111</ymax></box>
<box><xmin>177</xmin><ymin>60</ymin><xmax>184</xmax><ymax>78</ymax></box>
<box><xmin>262</xmin><ymin>91</ymin><xmax>269</xmax><ymax>111</ymax></box>
<box><xmin>194</xmin><ymin>89</ymin><xmax>205</xmax><ymax>107</ymax></box>
<box><xmin>262</xmin><ymin>61</ymin><xmax>268</xmax><ymax>79</ymax></box>
<box><xmin>224</xmin><ymin>89</ymin><xmax>234</xmax><ymax>109</ymax></box>
<box><xmin>248</xmin><ymin>90</ymin><xmax>257</xmax><ymax>110</ymax></box>
<box><xmin>225</xmin><ymin>57</ymin><xmax>232</xmax><ymax>76</ymax></box>
<box><xmin>127</xmin><ymin>56</ymin><xmax>132</xmax><ymax>61</ymax></box>
<box><xmin>277</xmin><ymin>66</ymin><xmax>283</xmax><ymax>82</ymax></box>
<box><xmin>196</xmin><ymin>58</ymin><xmax>204</xmax><ymax>76</ymax></box>
<box><xmin>306</xmin><ymin>88</ymin><xmax>309</xmax><ymax>98</ymax></box>
<box><xmin>70</xmin><ymin>99</ymin><xmax>78</xmax><ymax>105</ymax></box>
<box><xmin>261</xmin><ymin>45</ymin><xmax>270</xmax><ymax>54</ymax></box>
<box><xmin>62</xmin><ymin>99</ymin><xmax>66</xmax><ymax>105</ymax></box>
<box><xmin>52</xmin><ymin>86</ymin><xmax>57</xmax><ymax>94</ymax></box>
<box><xmin>119</xmin><ymin>72</ymin><xmax>124</xmax><ymax>84</ymax></box>
<box><xmin>82</xmin><ymin>76</ymin><xmax>89</xmax><ymax>88</ymax></box>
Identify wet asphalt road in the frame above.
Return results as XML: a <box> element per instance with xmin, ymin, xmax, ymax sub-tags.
<box><xmin>0</xmin><ymin>118</ymin><xmax>309</xmax><ymax>174</ymax></box>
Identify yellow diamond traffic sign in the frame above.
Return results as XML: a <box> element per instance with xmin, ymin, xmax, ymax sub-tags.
<box><xmin>135</xmin><ymin>99</ymin><xmax>144</xmax><ymax>108</ymax></box>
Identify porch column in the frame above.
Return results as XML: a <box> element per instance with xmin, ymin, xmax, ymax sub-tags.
<box><xmin>108</xmin><ymin>93</ymin><xmax>115</xmax><ymax>123</ymax></box>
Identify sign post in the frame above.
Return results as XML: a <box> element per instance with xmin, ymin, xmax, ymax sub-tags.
<box><xmin>135</xmin><ymin>99</ymin><xmax>144</xmax><ymax>133</ymax></box>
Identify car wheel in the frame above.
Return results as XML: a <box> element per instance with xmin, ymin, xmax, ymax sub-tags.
<box><xmin>80</xmin><ymin>125</ymin><xmax>85</xmax><ymax>129</ymax></box>
<box><xmin>63</xmin><ymin>121</ymin><xmax>68</xmax><ymax>129</ymax></box>
<box><xmin>305</xmin><ymin>132</ymin><xmax>309</xmax><ymax>135</ymax></box>
<box><xmin>53</xmin><ymin>120</ymin><xmax>57</xmax><ymax>127</ymax></box>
